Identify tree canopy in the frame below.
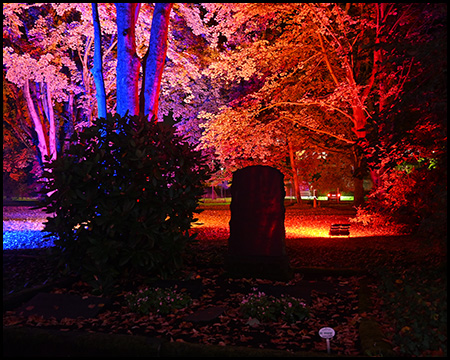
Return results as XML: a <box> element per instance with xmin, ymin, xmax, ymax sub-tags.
<box><xmin>3</xmin><ymin>3</ymin><xmax>446</xmax><ymax>211</ymax></box>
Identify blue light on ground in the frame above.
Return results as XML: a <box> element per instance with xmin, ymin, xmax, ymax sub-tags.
<box><xmin>3</xmin><ymin>230</ymin><xmax>55</xmax><ymax>250</ymax></box>
<box><xmin>3</xmin><ymin>207</ymin><xmax>56</xmax><ymax>250</ymax></box>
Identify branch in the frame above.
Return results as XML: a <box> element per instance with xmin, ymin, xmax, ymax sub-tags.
<box><xmin>103</xmin><ymin>39</ymin><xmax>117</xmax><ymax>59</ymax></box>
<box><xmin>260</xmin><ymin>113</ymin><xmax>355</xmax><ymax>146</ymax></box>
<box><xmin>288</xmin><ymin>118</ymin><xmax>355</xmax><ymax>145</ymax></box>
<box><xmin>318</xmin><ymin>33</ymin><xmax>339</xmax><ymax>86</ymax></box>
<box><xmin>259</xmin><ymin>101</ymin><xmax>355</xmax><ymax>122</ymax></box>
<box><xmin>143</xmin><ymin>3</ymin><xmax>173</xmax><ymax>118</ymax></box>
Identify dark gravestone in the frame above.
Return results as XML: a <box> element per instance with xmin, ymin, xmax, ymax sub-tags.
<box><xmin>226</xmin><ymin>165</ymin><xmax>291</xmax><ymax>280</ymax></box>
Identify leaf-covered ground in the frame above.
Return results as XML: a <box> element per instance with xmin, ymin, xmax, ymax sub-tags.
<box><xmin>3</xmin><ymin>204</ymin><xmax>446</xmax><ymax>356</ymax></box>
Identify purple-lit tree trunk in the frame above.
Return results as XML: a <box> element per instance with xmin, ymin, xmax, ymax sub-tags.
<box><xmin>23</xmin><ymin>81</ymin><xmax>50</xmax><ymax>164</ymax></box>
<box><xmin>143</xmin><ymin>3</ymin><xmax>173</xmax><ymax>119</ymax></box>
<box><xmin>91</xmin><ymin>3</ymin><xmax>107</xmax><ymax>119</ymax></box>
<box><xmin>115</xmin><ymin>3</ymin><xmax>141</xmax><ymax>117</ymax></box>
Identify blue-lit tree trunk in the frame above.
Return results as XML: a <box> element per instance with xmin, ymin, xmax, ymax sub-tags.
<box><xmin>115</xmin><ymin>3</ymin><xmax>141</xmax><ymax>117</ymax></box>
<box><xmin>97</xmin><ymin>3</ymin><xmax>172</xmax><ymax>119</ymax></box>
<box><xmin>91</xmin><ymin>3</ymin><xmax>107</xmax><ymax>119</ymax></box>
<box><xmin>143</xmin><ymin>3</ymin><xmax>173</xmax><ymax>119</ymax></box>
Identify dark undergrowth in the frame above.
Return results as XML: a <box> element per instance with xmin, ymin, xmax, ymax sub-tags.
<box><xmin>3</xmin><ymin>206</ymin><xmax>447</xmax><ymax>356</ymax></box>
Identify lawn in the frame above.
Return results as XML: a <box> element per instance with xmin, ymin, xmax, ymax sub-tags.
<box><xmin>3</xmin><ymin>204</ymin><xmax>447</xmax><ymax>356</ymax></box>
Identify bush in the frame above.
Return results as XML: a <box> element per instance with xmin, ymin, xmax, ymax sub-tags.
<box><xmin>38</xmin><ymin>114</ymin><xmax>210</xmax><ymax>293</ymax></box>
<box><xmin>352</xmin><ymin>164</ymin><xmax>447</xmax><ymax>245</ymax></box>
<box><xmin>376</xmin><ymin>265</ymin><xmax>447</xmax><ymax>356</ymax></box>
<box><xmin>126</xmin><ymin>286</ymin><xmax>192</xmax><ymax>315</ymax></box>
<box><xmin>240</xmin><ymin>289</ymin><xmax>310</xmax><ymax>323</ymax></box>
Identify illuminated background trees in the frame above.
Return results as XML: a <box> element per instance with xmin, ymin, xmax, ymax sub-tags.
<box><xmin>3</xmin><ymin>3</ymin><xmax>447</xmax><ymax>235</ymax></box>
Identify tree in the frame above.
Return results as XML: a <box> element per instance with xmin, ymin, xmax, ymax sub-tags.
<box><xmin>189</xmin><ymin>3</ymin><xmax>358</xmax><ymax>201</ymax></box>
<box><xmin>3</xmin><ymin>3</ymin><xmax>90</xmax><ymax>168</ymax></box>
<box><xmin>363</xmin><ymin>3</ymin><xmax>447</xmax><ymax>172</ymax></box>
<box><xmin>115</xmin><ymin>3</ymin><xmax>141</xmax><ymax>117</ymax></box>
<box><xmin>3</xmin><ymin>3</ymin><xmax>174</xmax><ymax>180</ymax></box>
<box><xmin>356</xmin><ymin>3</ymin><xmax>447</xmax><ymax>242</ymax></box>
<box><xmin>183</xmin><ymin>3</ymin><xmax>445</xmax><ymax>207</ymax></box>
<box><xmin>3</xmin><ymin>49</ymin><xmax>71</xmax><ymax>165</ymax></box>
<box><xmin>293</xmin><ymin>4</ymin><xmax>446</xmax><ymax>204</ymax></box>
<box><xmin>3</xmin><ymin>74</ymin><xmax>42</xmax><ymax>197</ymax></box>
<box><xmin>142</xmin><ymin>3</ymin><xmax>173</xmax><ymax>118</ymax></box>
<box><xmin>105</xmin><ymin>3</ymin><xmax>173</xmax><ymax>118</ymax></box>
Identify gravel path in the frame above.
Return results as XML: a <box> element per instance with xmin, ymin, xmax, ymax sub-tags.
<box><xmin>3</xmin><ymin>207</ymin><xmax>54</xmax><ymax>250</ymax></box>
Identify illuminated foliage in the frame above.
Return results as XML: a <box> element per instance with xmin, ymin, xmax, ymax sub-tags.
<box><xmin>3</xmin><ymin>73</ymin><xmax>43</xmax><ymax>197</ymax></box>
<box><xmin>38</xmin><ymin>113</ymin><xmax>211</xmax><ymax>293</ymax></box>
<box><xmin>3</xmin><ymin>3</ymin><xmax>446</xmax><ymax>216</ymax></box>
<box><xmin>184</xmin><ymin>4</ymin><xmax>446</xmax><ymax>207</ymax></box>
<box><xmin>3</xmin><ymin>3</ymin><xmax>88</xmax><ymax>168</ymax></box>
<box><xmin>354</xmin><ymin>3</ymin><xmax>447</xmax><ymax>241</ymax></box>
<box><xmin>3</xmin><ymin>3</ymin><xmax>174</xmax><ymax>170</ymax></box>
<box><xmin>192</xmin><ymin>4</ymin><xmax>369</xmax><ymax>188</ymax></box>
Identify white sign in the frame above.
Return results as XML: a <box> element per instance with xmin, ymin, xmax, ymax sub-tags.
<box><xmin>319</xmin><ymin>327</ymin><xmax>335</xmax><ymax>339</ymax></box>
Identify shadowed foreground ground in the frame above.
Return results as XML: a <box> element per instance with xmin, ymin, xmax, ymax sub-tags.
<box><xmin>3</xmin><ymin>204</ymin><xmax>447</xmax><ymax>356</ymax></box>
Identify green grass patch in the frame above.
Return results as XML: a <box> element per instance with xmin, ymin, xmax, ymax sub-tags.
<box><xmin>199</xmin><ymin>198</ymin><xmax>231</xmax><ymax>206</ymax></box>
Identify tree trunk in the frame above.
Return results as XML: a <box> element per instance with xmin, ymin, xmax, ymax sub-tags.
<box><xmin>143</xmin><ymin>3</ymin><xmax>173</xmax><ymax>119</ymax></box>
<box><xmin>288</xmin><ymin>140</ymin><xmax>301</xmax><ymax>204</ymax></box>
<box><xmin>77</xmin><ymin>36</ymin><xmax>93</xmax><ymax>125</ymax></box>
<box><xmin>321</xmin><ymin>23</ymin><xmax>370</xmax><ymax>207</ymax></box>
<box><xmin>66</xmin><ymin>90</ymin><xmax>75</xmax><ymax>148</ymax></box>
<box><xmin>23</xmin><ymin>80</ymin><xmax>49</xmax><ymax>166</ymax></box>
<box><xmin>46</xmin><ymin>84</ymin><xmax>57</xmax><ymax>161</ymax></box>
<box><xmin>352</xmin><ymin>147</ymin><xmax>366</xmax><ymax>207</ymax></box>
<box><xmin>91</xmin><ymin>3</ymin><xmax>107</xmax><ymax>119</ymax></box>
<box><xmin>353</xmin><ymin>177</ymin><xmax>365</xmax><ymax>207</ymax></box>
<box><xmin>115</xmin><ymin>3</ymin><xmax>141</xmax><ymax>117</ymax></box>
<box><xmin>351</xmin><ymin>103</ymin><xmax>367</xmax><ymax>138</ymax></box>
<box><xmin>351</xmin><ymin>103</ymin><xmax>368</xmax><ymax>207</ymax></box>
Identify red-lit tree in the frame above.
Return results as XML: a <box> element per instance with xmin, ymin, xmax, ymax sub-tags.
<box><xmin>114</xmin><ymin>3</ymin><xmax>141</xmax><ymax>117</ymax></box>
<box><xmin>183</xmin><ymin>3</ymin><xmax>445</xmax><ymax>207</ymax></box>
<box><xmin>142</xmin><ymin>3</ymin><xmax>172</xmax><ymax>118</ymax></box>
<box><xmin>356</xmin><ymin>3</ymin><xmax>447</xmax><ymax>240</ymax></box>
<box><xmin>3</xmin><ymin>3</ymin><xmax>446</xmax><ymax>211</ymax></box>
<box><xmin>187</xmin><ymin>4</ymin><xmax>362</xmax><ymax>202</ymax></box>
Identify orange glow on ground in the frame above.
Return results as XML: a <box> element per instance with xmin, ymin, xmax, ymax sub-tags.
<box><xmin>285</xmin><ymin>225</ymin><xmax>331</xmax><ymax>238</ymax></box>
<box><xmin>193</xmin><ymin>206</ymin><xmax>408</xmax><ymax>240</ymax></box>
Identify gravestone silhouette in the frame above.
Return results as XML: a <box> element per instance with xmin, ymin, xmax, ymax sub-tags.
<box><xmin>226</xmin><ymin>165</ymin><xmax>291</xmax><ymax>279</ymax></box>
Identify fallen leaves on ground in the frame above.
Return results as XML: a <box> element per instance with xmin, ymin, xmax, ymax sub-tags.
<box><xmin>3</xmin><ymin>272</ymin><xmax>364</xmax><ymax>355</ymax></box>
<box><xmin>3</xmin><ymin>205</ymin><xmax>446</xmax><ymax>356</ymax></box>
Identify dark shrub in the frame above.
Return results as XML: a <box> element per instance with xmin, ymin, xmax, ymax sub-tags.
<box><xmin>38</xmin><ymin>114</ymin><xmax>210</xmax><ymax>293</ymax></box>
